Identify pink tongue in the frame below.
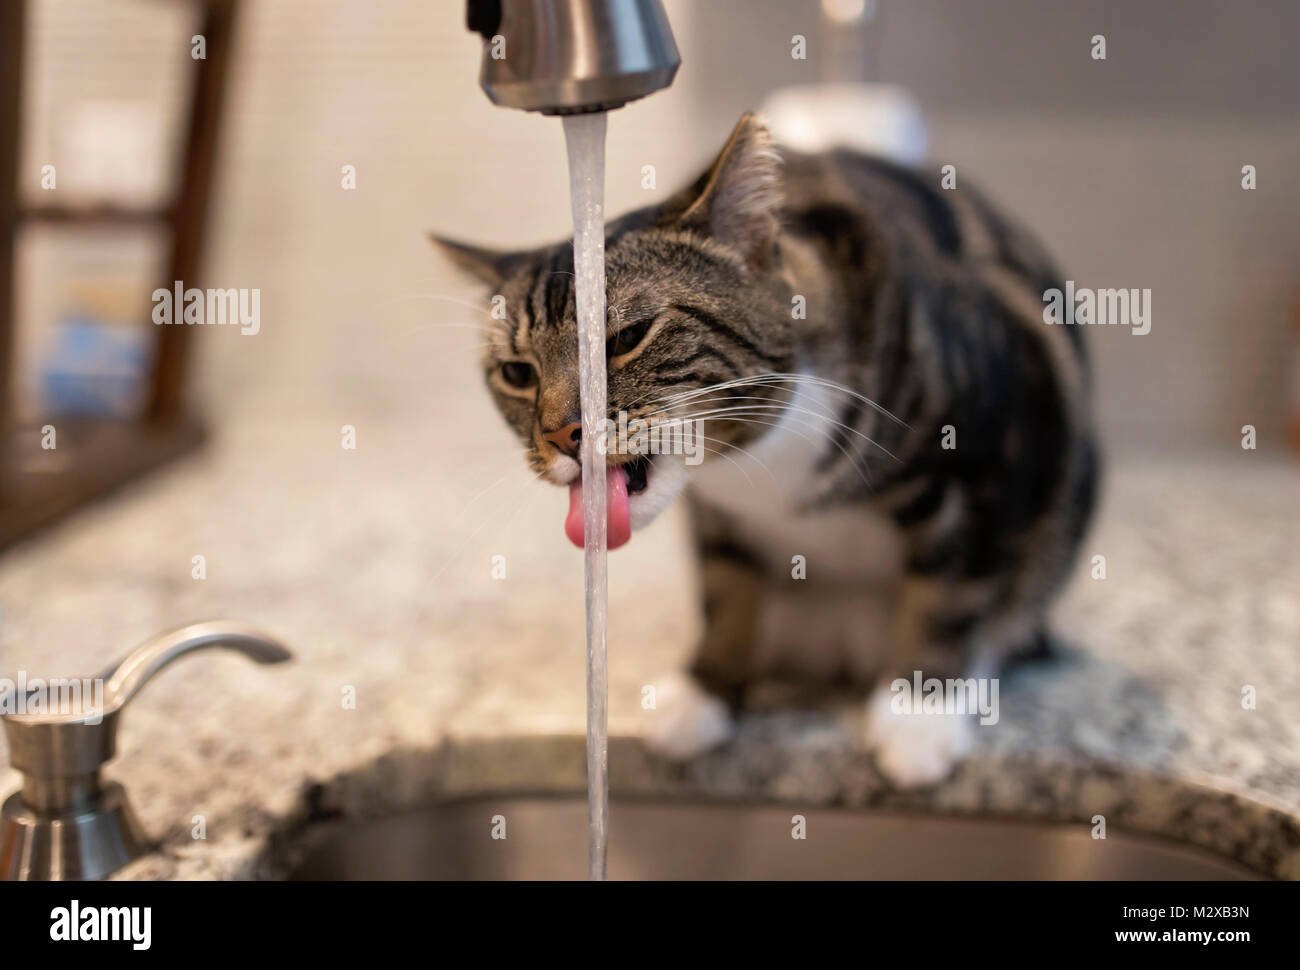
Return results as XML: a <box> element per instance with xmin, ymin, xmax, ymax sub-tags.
<box><xmin>565</xmin><ymin>467</ymin><xmax>632</xmax><ymax>550</ymax></box>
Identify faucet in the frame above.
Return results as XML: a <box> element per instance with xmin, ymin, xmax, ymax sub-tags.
<box><xmin>466</xmin><ymin>0</ymin><xmax>680</xmax><ymax>114</ymax></box>
<box><xmin>1</xmin><ymin>621</ymin><xmax>291</xmax><ymax>880</ymax></box>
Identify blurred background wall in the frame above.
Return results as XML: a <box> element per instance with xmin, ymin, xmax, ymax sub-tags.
<box><xmin>13</xmin><ymin>0</ymin><xmax>1300</xmax><ymax>453</ymax></box>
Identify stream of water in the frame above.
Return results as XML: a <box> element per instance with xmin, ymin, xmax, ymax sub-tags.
<box><xmin>562</xmin><ymin>111</ymin><xmax>609</xmax><ymax>882</ymax></box>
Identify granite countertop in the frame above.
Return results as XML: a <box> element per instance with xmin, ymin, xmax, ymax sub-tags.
<box><xmin>1</xmin><ymin>393</ymin><xmax>1297</xmax><ymax>879</ymax></box>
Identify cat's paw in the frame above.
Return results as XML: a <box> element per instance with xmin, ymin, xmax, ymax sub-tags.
<box><xmin>643</xmin><ymin>671</ymin><xmax>735</xmax><ymax>761</ymax></box>
<box><xmin>862</xmin><ymin>684</ymin><xmax>973</xmax><ymax>788</ymax></box>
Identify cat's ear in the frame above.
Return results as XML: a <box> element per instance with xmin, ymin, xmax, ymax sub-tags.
<box><xmin>677</xmin><ymin>112</ymin><xmax>782</xmax><ymax>269</ymax></box>
<box><xmin>429</xmin><ymin>234</ymin><xmax>529</xmax><ymax>288</ymax></box>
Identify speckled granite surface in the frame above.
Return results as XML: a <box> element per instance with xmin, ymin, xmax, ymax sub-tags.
<box><xmin>1</xmin><ymin>389</ymin><xmax>1297</xmax><ymax>878</ymax></box>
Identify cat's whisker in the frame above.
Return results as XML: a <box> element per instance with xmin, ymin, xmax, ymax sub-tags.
<box><xmin>428</xmin><ymin>468</ymin><xmax>550</xmax><ymax>587</ymax></box>
<box><xmin>688</xmin><ymin>434</ymin><xmax>778</xmax><ymax>488</ymax></box>
<box><xmin>685</xmin><ymin>441</ymin><xmax>760</xmax><ymax>490</ymax></box>
<box><xmin>651</xmin><ymin>406</ymin><xmax>870</xmax><ymax>464</ymax></box>
<box><xmin>616</xmin><ymin>373</ymin><xmax>773</xmax><ymax>412</ymax></box>
<box><xmin>398</xmin><ymin>321</ymin><xmax>501</xmax><ymax>339</ymax></box>
<box><xmin>647</xmin><ymin>372</ymin><xmax>826</xmax><ymax>406</ymax></box>
<box><xmin>649</xmin><ymin>400</ymin><xmax>880</xmax><ymax>484</ymax></box>
<box><xmin>365</xmin><ymin>293</ymin><xmax>504</xmax><ymax>345</ymax></box>
<box><xmin>618</xmin><ymin>376</ymin><xmax>740</xmax><ymax>412</ymax></box>
<box><xmin>641</xmin><ymin>373</ymin><xmax>911</xmax><ymax>431</ymax></box>
<box><xmin>454</xmin><ymin>464</ymin><xmax>537</xmax><ymax>520</ymax></box>
<box><xmin>637</xmin><ymin>394</ymin><xmax>878</xmax><ymax>462</ymax></box>
<box><xmin>619</xmin><ymin>371</ymin><xmax>799</xmax><ymax>414</ymax></box>
<box><xmin>382</xmin><ymin>292</ymin><xmax>494</xmax><ymax>317</ymax></box>
<box><xmin>689</xmin><ymin>413</ymin><xmax>875</xmax><ymax>490</ymax></box>
<box><xmin>616</xmin><ymin>382</ymin><xmax>883</xmax><ymax>481</ymax></box>
<box><xmin>650</xmin><ymin>401</ymin><xmax>901</xmax><ymax>464</ymax></box>
<box><xmin>637</xmin><ymin>393</ymin><xmax>840</xmax><ymax>424</ymax></box>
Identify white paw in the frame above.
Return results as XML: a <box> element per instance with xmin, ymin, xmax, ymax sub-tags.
<box><xmin>643</xmin><ymin>671</ymin><xmax>735</xmax><ymax>761</ymax></box>
<box><xmin>863</xmin><ymin>683</ymin><xmax>973</xmax><ymax>788</ymax></box>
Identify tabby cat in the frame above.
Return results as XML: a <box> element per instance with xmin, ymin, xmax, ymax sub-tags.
<box><xmin>434</xmin><ymin>113</ymin><xmax>1098</xmax><ymax>787</ymax></box>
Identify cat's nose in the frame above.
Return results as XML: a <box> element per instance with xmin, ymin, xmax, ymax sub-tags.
<box><xmin>542</xmin><ymin>417</ymin><xmax>582</xmax><ymax>458</ymax></box>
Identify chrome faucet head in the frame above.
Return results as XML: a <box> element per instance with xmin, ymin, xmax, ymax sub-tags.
<box><xmin>467</xmin><ymin>0</ymin><xmax>681</xmax><ymax>114</ymax></box>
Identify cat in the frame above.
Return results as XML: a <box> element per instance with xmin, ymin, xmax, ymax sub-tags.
<box><xmin>434</xmin><ymin>113</ymin><xmax>1098</xmax><ymax>787</ymax></box>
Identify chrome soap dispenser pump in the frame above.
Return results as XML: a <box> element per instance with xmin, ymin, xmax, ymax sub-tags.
<box><xmin>1</xmin><ymin>621</ymin><xmax>291</xmax><ymax>880</ymax></box>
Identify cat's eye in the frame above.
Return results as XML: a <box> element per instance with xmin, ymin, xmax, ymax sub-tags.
<box><xmin>499</xmin><ymin>361</ymin><xmax>538</xmax><ymax>389</ymax></box>
<box><xmin>607</xmin><ymin>319</ymin><xmax>654</xmax><ymax>358</ymax></box>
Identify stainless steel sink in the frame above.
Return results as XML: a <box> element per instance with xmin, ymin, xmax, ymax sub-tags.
<box><xmin>286</xmin><ymin>797</ymin><xmax>1258</xmax><ymax>880</ymax></box>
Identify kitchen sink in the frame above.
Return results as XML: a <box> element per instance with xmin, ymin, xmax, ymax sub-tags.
<box><xmin>286</xmin><ymin>796</ymin><xmax>1259</xmax><ymax>880</ymax></box>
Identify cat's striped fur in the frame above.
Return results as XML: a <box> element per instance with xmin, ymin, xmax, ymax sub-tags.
<box><xmin>434</xmin><ymin>113</ymin><xmax>1099</xmax><ymax>786</ymax></box>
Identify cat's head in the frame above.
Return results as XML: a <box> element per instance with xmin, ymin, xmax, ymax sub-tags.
<box><xmin>432</xmin><ymin>114</ymin><xmax>795</xmax><ymax>549</ymax></box>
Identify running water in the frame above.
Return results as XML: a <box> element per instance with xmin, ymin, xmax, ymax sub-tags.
<box><xmin>562</xmin><ymin>111</ymin><xmax>609</xmax><ymax>881</ymax></box>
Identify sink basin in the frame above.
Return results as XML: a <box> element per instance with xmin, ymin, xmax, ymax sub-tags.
<box><xmin>286</xmin><ymin>796</ymin><xmax>1259</xmax><ymax>880</ymax></box>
